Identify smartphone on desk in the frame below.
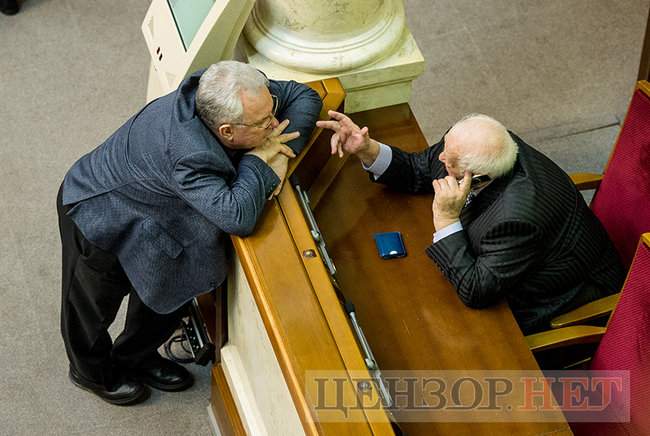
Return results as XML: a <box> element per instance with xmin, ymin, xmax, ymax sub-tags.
<box><xmin>373</xmin><ymin>231</ymin><xmax>407</xmax><ymax>259</ymax></box>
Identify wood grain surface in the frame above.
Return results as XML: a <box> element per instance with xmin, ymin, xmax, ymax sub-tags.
<box><xmin>313</xmin><ymin>104</ymin><xmax>573</xmax><ymax>435</ymax></box>
<box><xmin>222</xmin><ymin>81</ymin><xmax>573</xmax><ymax>434</ymax></box>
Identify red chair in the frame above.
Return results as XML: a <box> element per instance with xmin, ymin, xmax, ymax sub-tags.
<box><xmin>572</xmin><ymin>234</ymin><xmax>650</xmax><ymax>435</ymax></box>
<box><xmin>589</xmin><ymin>82</ymin><xmax>650</xmax><ymax>270</ymax></box>
<box><xmin>526</xmin><ymin>81</ymin><xmax>650</xmax><ymax>333</ymax></box>
<box><xmin>525</xmin><ymin>81</ymin><xmax>650</xmax><ymax>434</ymax></box>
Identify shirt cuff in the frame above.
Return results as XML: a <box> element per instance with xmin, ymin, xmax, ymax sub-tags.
<box><xmin>361</xmin><ymin>142</ymin><xmax>392</xmax><ymax>180</ymax></box>
<box><xmin>433</xmin><ymin>221</ymin><xmax>463</xmax><ymax>243</ymax></box>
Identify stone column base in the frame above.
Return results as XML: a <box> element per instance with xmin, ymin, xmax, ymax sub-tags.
<box><xmin>240</xmin><ymin>30</ymin><xmax>424</xmax><ymax>113</ymax></box>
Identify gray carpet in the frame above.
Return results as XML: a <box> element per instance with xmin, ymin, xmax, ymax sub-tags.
<box><xmin>0</xmin><ymin>0</ymin><xmax>648</xmax><ymax>434</ymax></box>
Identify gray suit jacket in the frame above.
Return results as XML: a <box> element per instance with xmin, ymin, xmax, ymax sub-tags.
<box><xmin>62</xmin><ymin>69</ymin><xmax>322</xmax><ymax>313</ymax></box>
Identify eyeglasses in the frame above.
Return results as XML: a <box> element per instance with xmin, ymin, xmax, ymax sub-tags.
<box><xmin>232</xmin><ymin>94</ymin><xmax>278</xmax><ymax>130</ymax></box>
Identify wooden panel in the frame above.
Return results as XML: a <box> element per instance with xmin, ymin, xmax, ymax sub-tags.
<box><xmin>313</xmin><ymin>104</ymin><xmax>573</xmax><ymax>435</ymax></box>
<box><xmin>525</xmin><ymin>326</ymin><xmax>606</xmax><ymax>352</ymax></box>
<box><xmin>569</xmin><ymin>172</ymin><xmax>602</xmax><ymax>191</ymax></box>
<box><xmin>277</xmin><ymin>180</ymin><xmax>394</xmax><ymax>433</ymax></box>
<box><xmin>229</xmin><ymin>79</ymin><xmax>394</xmax><ymax>436</ymax></box>
<box><xmin>550</xmin><ymin>293</ymin><xmax>620</xmax><ymax>328</ymax></box>
<box><xmin>233</xmin><ymin>201</ymin><xmax>383</xmax><ymax>435</ymax></box>
<box><xmin>643</xmin><ymin>232</ymin><xmax>650</xmax><ymax>247</ymax></box>
<box><xmin>211</xmin><ymin>364</ymin><xmax>247</xmax><ymax>436</ymax></box>
<box><xmin>638</xmin><ymin>79</ymin><xmax>650</xmax><ymax>97</ymax></box>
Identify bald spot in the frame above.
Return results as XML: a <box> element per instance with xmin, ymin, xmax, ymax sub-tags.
<box><xmin>446</xmin><ymin>116</ymin><xmax>507</xmax><ymax>157</ymax></box>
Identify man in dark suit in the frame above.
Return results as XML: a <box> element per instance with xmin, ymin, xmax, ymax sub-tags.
<box><xmin>58</xmin><ymin>61</ymin><xmax>322</xmax><ymax>405</ymax></box>
<box><xmin>317</xmin><ymin>111</ymin><xmax>624</xmax><ymax>335</ymax></box>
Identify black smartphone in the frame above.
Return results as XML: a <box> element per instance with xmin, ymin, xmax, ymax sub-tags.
<box><xmin>470</xmin><ymin>174</ymin><xmax>491</xmax><ymax>189</ymax></box>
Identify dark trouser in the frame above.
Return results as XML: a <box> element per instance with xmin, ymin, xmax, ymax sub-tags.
<box><xmin>57</xmin><ymin>186</ymin><xmax>185</xmax><ymax>387</ymax></box>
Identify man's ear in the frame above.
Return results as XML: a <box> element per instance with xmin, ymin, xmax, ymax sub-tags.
<box><xmin>217</xmin><ymin>124</ymin><xmax>234</xmax><ymax>142</ymax></box>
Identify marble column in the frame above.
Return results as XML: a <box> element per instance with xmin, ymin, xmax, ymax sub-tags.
<box><xmin>241</xmin><ymin>0</ymin><xmax>424</xmax><ymax>112</ymax></box>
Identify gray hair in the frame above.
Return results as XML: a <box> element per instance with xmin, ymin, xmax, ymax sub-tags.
<box><xmin>196</xmin><ymin>61</ymin><xmax>269</xmax><ymax>132</ymax></box>
<box><xmin>453</xmin><ymin>113</ymin><xmax>518</xmax><ymax>178</ymax></box>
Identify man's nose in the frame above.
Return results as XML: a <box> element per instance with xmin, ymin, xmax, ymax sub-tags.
<box><xmin>270</xmin><ymin>116</ymin><xmax>280</xmax><ymax>129</ymax></box>
<box><xmin>439</xmin><ymin>151</ymin><xmax>446</xmax><ymax>162</ymax></box>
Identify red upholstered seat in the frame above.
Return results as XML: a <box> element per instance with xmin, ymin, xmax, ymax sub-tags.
<box><xmin>590</xmin><ymin>88</ymin><xmax>650</xmax><ymax>268</ymax></box>
<box><xmin>573</xmin><ymin>237</ymin><xmax>650</xmax><ymax>435</ymax></box>
<box><xmin>530</xmin><ymin>83</ymin><xmax>650</xmax><ymax>435</ymax></box>
<box><xmin>575</xmin><ymin>84</ymin><xmax>650</xmax><ymax>435</ymax></box>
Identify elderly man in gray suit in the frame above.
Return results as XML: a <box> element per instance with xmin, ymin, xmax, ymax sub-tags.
<box><xmin>57</xmin><ymin>61</ymin><xmax>322</xmax><ymax>405</ymax></box>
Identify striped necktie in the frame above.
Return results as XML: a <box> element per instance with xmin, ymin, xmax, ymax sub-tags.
<box><xmin>464</xmin><ymin>191</ymin><xmax>477</xmax><ymax>208</ymax></box>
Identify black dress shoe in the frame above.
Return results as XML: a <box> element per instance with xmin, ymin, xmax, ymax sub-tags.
<box><xmin>69</xmin><ymin>366</ymin><xmax>150</xmax><ymax>406</ymax></box>
<box><xmin>134</xmin><ymin>357</ymin><xmax>194</xmax><ymax>392</ymax></box>
<box><xmin>0</xmin><ymin>0</ymin><xmax>20</xmax><ymax>15</ymax></box>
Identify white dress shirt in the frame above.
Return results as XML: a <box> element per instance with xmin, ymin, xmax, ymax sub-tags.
<box><xmin>363</xmin><ymin>142</ymin><xmax>464</xmax><ymax>243</ymax></box>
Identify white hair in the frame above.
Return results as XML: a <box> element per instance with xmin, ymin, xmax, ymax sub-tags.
<box><xmin>196</xmin><ymin>61</ymin><xmax>269</xmax><ymax>132</ymax></box>
<box><xmin>453</xmin><ymin>113</ymin><xmax>518</xmax><ymax>179</ymax></box>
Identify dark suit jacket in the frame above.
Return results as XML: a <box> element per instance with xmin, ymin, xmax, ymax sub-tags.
<box><xmin>375</xmin><ymin>133</ymin><xmax>624</xmax><ymax>333</ymax></box>
<box><xmin>62</xmin><ymin>69</ymin><xmax>322</xmax><ymax>313</ymax></box>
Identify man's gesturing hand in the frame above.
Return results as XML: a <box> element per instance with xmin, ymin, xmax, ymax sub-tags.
<box><xmin>316</xmin><ymin>110</ymin><xmax>379</xmax><ymax>166</ymax></box>
<box><xmin>432</xmin><ymin>171</ymin><xmax>472</xmax><ymax>231</ymax></box>
<box><xmin>246</xmin><ymin>119</ymin><xmax>298</xmax><ymax>163</ymax></box>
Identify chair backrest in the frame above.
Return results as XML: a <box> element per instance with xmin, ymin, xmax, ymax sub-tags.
<box><xmin>590</xmin><ymin>82</ymin><xmax>650</xmax><ymax>269</ymax></box>
<box><xmin>575</xmin><ymin>236</ymin><xmax>650</xmax><ymax>435</ymax></box>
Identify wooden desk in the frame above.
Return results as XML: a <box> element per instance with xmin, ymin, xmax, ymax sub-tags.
<box><xmin>314</xmin><ymin>105</ymin><xmax>572</xmax><ymax>435</ymax></box>
<box><xmin>209</xmin><ymin>82</ymin><xmax>573</xmax><ymax>436</ymax></box>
